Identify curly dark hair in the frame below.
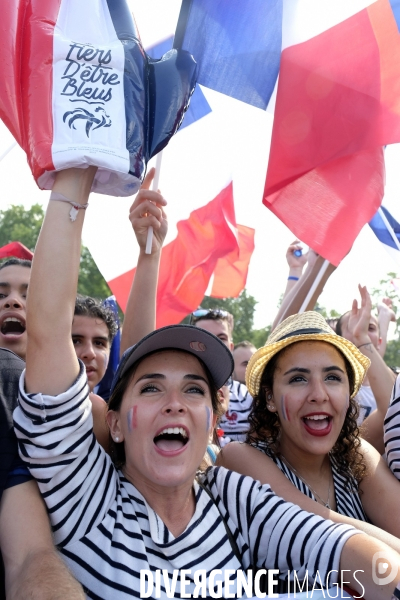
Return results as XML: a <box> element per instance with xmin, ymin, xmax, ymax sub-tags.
<box><xmin>74</xmin><ymin>295</ymin><xmax>118</xmax><ymax>343</ymax></box>
<box><xmin>107</xmin><ymin>350</ymin><xmax>224</xmax><ymax>469</ymax></box>
<box><xmin>246</xmin><ymin>343</ymin><xmax>367</xmax><ymax>488</ymax></box>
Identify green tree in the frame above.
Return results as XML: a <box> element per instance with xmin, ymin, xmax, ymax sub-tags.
<box><xmin>190</xmin><ymin>289</ymin><xmax>271</xmax><ymax>347</ymax></box>
<box><xmin>0</xmin><ymin>204</ymin><xmax>111</xmax><ymax>300</ymax></box>
<box><xmin>369</xmin><ymin>272</ymin><xmax>400</xmax><ymax>368</ymax></box>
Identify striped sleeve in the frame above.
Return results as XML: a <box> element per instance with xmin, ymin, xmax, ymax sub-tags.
<box><xmin>13</xmin><ymin>362</ymin><xmax>117</xmax><ymax>547</ymax></box>
<box><xmin>384</xmin><ymin>374</ymin><xmax>400</xmax><ymax>480</ymax></box>
<box><xmin>204</xmin><ymin>467</ymin><xmax>359</xmax><ymax>586</ymax></box>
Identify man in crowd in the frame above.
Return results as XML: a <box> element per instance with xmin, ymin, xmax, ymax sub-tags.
<box><xmin>232</xmin><ymin>340</ymin><xmax>256</xmax><ymax>384</ymax></box>
<box><xmin>191</xmin><ymin>309</ymin><xmax>254</xmax><ymax>442</ymax></box>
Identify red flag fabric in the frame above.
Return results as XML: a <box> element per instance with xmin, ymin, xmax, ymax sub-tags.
<box><xmin>108</xmin><ymin>182</ymin><xmax>253</xmax><ymax>326</ymax></box>
<box><xmin>0</xmin><ymin>242</ymin><xmax>33</xmax><ymax>260</ymax></box>
<box><xmin>210</xmin><ymin>225</ymin><xmax>255</xmax><ymax>299</ymax></box>
<box><xmin>264</xmin><ymin>0</ymin><xmax>400</xmax><ymax>266</ymax></box>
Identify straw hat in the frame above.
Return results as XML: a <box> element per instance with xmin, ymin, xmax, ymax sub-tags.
<box><xmin>246</xmin><ymin>311</ymin><xmax>370</xmax><ymax>398</ymax></box>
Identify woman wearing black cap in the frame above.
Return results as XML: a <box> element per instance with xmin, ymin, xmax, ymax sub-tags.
<box><xmin>13</xmin><ymin>168</ymin><xmax>400</xmax><ymax>599</ymax></box>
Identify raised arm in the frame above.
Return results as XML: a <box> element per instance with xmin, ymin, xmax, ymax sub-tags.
<box><xmin>281</xmin><ymin>240</ymin><xmax>308</xmax><ymax>299</ymax></box>
<box><xmin>347</xmin><ymin>285</ymin><xmax>396</xmax><ymax>452</ymax></box>
<box><xmin>120</xmin><ymin>168</ymin><xmax>167</xmax><ymax>355</ymax></box>
<box><xmin>25</xmin><ymin>167</ymin><xmax>96</xmax><ymax>395</ymax></box>
<box><xmin>377</xmin><ymin>298</ymin><xmax>396</xmax><ymax>358</ymax></box>
<box><xmin>14</xmin><ymin>167</ymin><xmax>119</xmax><ymax>547</ymax></box>
<box><xmin>1</xmin><ymin>480</ymin><xmax>85</xmax><ymax>600</ymax></box>
<box><xmin>218</xmin><ymin>442</ymin><xmax>400</xmax><ymax>553</ymax></box>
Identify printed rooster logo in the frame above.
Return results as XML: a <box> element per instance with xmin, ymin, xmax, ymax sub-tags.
<box><xmin>225</xmin><ymin>411</ymin><xmax>238</xmax><ymax>422</ymax></box>
<box><xmin>63</xmin><ymin>106</ymin><xmax>112</xmax><ymax>137</ymax></box>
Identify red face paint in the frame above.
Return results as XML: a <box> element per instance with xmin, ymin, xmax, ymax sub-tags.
<box><xmin>128</xmin><ymin>406</ymin><xmax>137</xmax><ymax>431</ymax></box>
<box><xmin>281</xmin><ymin>395</ymin><xmax>290</xmax><ymax>421</ymax></box>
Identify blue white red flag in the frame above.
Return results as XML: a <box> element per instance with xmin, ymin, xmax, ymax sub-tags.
<box><xmin>176</xmin><ymin>0</ymin><xmax>400</xmax><ymax>266</ymax></box>
<box><xmin>174</xmin><ymin>0</ymin><xmax>282</xmax><ymax>110</ymax></box>
<box><xmin>369</xmin><ymin>206</ymin><xmax>400</xmax><ymax>265</ymax></box>
<box><xmin>0</xmin><ymin>0</ymin><xmax>197</xmax><ymax>196</ymax></box>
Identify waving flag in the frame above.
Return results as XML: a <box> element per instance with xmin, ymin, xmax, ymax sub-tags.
<box><xmin>210</xmin><ymin>225</ymin><xmax>255</xmax><ymax>299</ymax></box>
<box><xmin>175</xmin><ymin>0</ymin><xmax>282</xmax><ymax>109</ymax></box>
<box><xmin>263</xmin><ymin>0</ymin><xmax>400</xmax><ymax>265</ymax></box>
<box><xmin>0</xmin><ymin>0</ymin><xmax>196</xmax><ymax>196</ymax></box>
<box><xmin>0</xmin><ymin>242</ymin><xmax>33</xmax><ymax>261</ymax></box>
<box><xmin>176</xmin><ymin>0</ymin><xmax>400</xmax><ymax>266</ymax></box>
<box><xmin>369</xmin><ymin>205</ymin><xmax>400</xmax><ymax>265</ymax></box>
<box><xmin>107</xmin><ymin>182</ymin><xmax>255</xmax><ymax>326</ymax></box>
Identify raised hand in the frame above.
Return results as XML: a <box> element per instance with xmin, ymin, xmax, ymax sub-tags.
<box><xmin>129</xmin><ymin>168</ymin><xmax>168</xmax><ymax>255</ymax></box>
<box><xmin>378</xmin><ymin>297</ymin><xmax>396</xmax><ymax>323</ymax></box>
<box><xmin>286</xmin><ymin>239</ymin><xmax>308</xmax><ymax>272</ymax></box>
<box><xmin>346</xmin><ymin>285</ymin><xmax>373</xmax><ymax>348</ymax></box>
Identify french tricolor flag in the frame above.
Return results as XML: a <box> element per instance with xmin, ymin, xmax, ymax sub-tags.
<box><xmin>0</xmin><ymin>0</ymin><xmax>196</xmax><ymax>196</ymax></box>
<box><xmin>369</xmin><ymin>205</ymin><xmax>400</xmax><ymax>265</ymax></box>
<box><xmin>178</xmin><ymin>0</ymin><xmax>400</xmax><ymax>266</ymax></box>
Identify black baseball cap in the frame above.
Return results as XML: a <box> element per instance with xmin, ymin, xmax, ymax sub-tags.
<box><xmin>110</xmin><ymin>324</ymin><xmax>233</xmax><ymax>394</ymax></box>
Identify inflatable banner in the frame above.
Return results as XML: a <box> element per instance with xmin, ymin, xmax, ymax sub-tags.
<box><xmin>0</xmin><ymin>0</ymin><xmax>197</xmax><ymax>196</ymax></box>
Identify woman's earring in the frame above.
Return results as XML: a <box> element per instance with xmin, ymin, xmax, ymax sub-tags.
<box><xmin>115</xmin><ymin>436</ymin><xmax>119</xmax><ymax>443</ymax></box>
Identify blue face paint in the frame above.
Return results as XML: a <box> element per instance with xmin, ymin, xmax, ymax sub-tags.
<box><xmin>127</xmin><ymin>406</ymin><xmax>137</xmax><ymax>432</ymax></box>
<box><xmin>281</xmin><ymin>395</ymin><xmax>289</xmax><ymax>421</ymax></box>
<box><xmin>205</xmin><ymin>406</ymin><xmax>211</xmax><ymax>432</ymax></box>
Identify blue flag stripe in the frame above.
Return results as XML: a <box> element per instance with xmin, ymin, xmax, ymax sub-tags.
<box><xmin>146</xmin><ymin>36</ymin><xmax>211</xmax><ymax>129</ymax></box>
<box><xmin>390</xmin><ymin>0</ymin><xmax>400</xmax><ymax>33</ymax></box>
<box><xmin>96</xmin><ymin>296</ymin><xmax>121</xmax><ymax>401</ymax></box>
<box><xmin>369</xmin><ymin>206</ymin><xmax>400</xmax><ymax>250</ymax></box>
<box><xmin>174</xmin><ymin>0</ymin><xmax>283</xmax><ymax>110</ymax></box>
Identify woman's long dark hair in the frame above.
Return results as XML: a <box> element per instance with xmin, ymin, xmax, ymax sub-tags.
<box><xmin>246</xmin><ymin>343</ymin><xmax>367</xmax><ymax>488</ymax></box>
<box><xmin>108</xmin><ymin>349</ymin><xmax>223</xmax><ymax>468</ymax></box>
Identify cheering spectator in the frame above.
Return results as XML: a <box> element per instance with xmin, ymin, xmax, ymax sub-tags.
<box><xmin>232</xmin><ymin>340</ymin><xmax>256</xmax><ymax>384</ymax></box>
<box><xmin>336</xmin><ymin>285</ymin><xmax>395</xmax><ymax>452</ymax></box>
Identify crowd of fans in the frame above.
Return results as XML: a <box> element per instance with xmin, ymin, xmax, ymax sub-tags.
<box><xmin>1</xmin><ymin>167</ymin><xmax>400</xmax><ymax>599</ymax></box>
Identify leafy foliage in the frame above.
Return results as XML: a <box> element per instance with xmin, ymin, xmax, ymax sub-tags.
<box><xmin>0</xmin><ymin>204</ymin><xmax>111</xmax><ymax>300</ymax></box>
<box><xmin>193</xmin><ymin>290</ymin><xmax>271</xmax><ymax>347</ymax></box>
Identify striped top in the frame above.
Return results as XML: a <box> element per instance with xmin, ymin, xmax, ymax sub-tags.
<box><xmin>14</xmin><ymin>364</ymin><xmax>358</xmax><ymax>599</ymax></box>
<box><xmin>219</xmin><ymin>380</ymin><xmax>253</xmax><ymax>442</ymax></box>
<box><xmin>251</xmin><ymin>441</ymin><xmax>368</xmax><ymax>522</ymax></box>
<box><xmin>384</xmin><ymin>374</ymin><xmax>400</xmax><ymax>481</ymax></box>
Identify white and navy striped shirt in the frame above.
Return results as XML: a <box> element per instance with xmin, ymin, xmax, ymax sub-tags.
<box><xmin>384</xmin><ymin>374</ymin><xmax>400</xmax><ymax>481</ymax></box>
<box><xmin>14</xmin><ymin>364</ymin><xmax>358</xmax><ymax>599</ymax></box>
<box><xmin>219</xmin><ymin>381</ymin><xmax>253</xmax><ymax>442</ymax></box>
<box><xmin>251</xmin><ymin>441</ymin><xmax>368</xmax><ymax>522</ymax></box>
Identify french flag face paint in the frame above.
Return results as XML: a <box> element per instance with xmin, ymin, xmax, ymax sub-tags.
<box><xmin>205</xmin><ymin>406</ymin><xmax>211</xmax><ymax>432</ymax></box>
<box><xmin>127</xmin><ymin>406</ymin><xmax>137</xmax><ymax>432</ymax></box>
<box><xmin>280</xmin><ymin>395</ymin><xmax>290</xmax><ymax>422</ymax></box>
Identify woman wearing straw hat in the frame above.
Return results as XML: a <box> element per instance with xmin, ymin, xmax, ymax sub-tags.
<box><xmin>12</xmin><ymin>168</ymin><xmax>400</xmax><ymax>600</ymax></box>
<box><xmin>218</xmin><ymin>310</ymin><xmax>400</xmax><ymax>547</ymax></box>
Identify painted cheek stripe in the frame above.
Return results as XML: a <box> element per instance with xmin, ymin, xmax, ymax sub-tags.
<box><xmin>281</xmin><ymin>395</ymin><xmax>290</xmax><ymax>421</ymax></box>
<box><xmin>205</xmin><ymin>406</ymin><xmax>211</xmax><ymax>432</ymax></box>
<box><xmin>128</xmin><ymin>406</ymin><xmax>137</xmax><ymax>432</ymax></box>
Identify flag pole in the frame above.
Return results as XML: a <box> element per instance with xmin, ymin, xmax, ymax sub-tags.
<box><xmin>378</xmin><ymin>207</ymin><xmax>400</xmax><ymax>253</ymax></box>
<box><xmin>0</xmin><ymin>141</ymin><xmax>16</xmax><ymax>163</ymax></box>
<box><xmin>298</xmin><ymin>259</ymin><xmax>330</xmax><ymax>313</ymax></box>
<box><xmin>145</xmin><ymin>151</ymin><xmax>163</xmax><ymax>254</ymax></box>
